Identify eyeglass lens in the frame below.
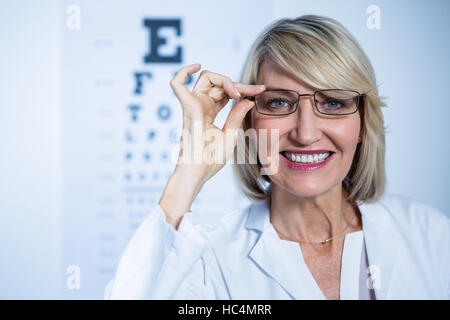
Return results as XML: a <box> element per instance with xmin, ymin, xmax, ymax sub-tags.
<box><xmin>255</xmin><ymin>89</ymin><xmax>360</xmax><ymax>115</ymax></box>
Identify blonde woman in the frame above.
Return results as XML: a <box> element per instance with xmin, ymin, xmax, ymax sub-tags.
<box><xmin>105</xmin><ymin>15</ymin><xmax>449</xmax><ymax>300</ymax></box>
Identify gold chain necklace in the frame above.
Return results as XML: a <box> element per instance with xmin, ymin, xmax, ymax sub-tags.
<box><xmin>272</xmin><ymin>214</ymin><xmax>356</xmax><ymax>245</ymax></box>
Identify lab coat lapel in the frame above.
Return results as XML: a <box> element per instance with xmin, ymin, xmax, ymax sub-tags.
<box><xmin>245</xmin><ymin>198</ymin><xmax>400</xmax><ymax>300</ymax></box>
<box><xmin>359</xmin><ymin>199</ymin><xmax>399</xmax><ymax>300</ymax></box>
<box><xmin>245</xmin><ymin>199</ymin><xmax>323</xmax><ymax>299</ymax></box>
<box><xmin>248</xmin><ymin>228</ymin><xmax>323</xmax><ymax>299</ymax></box>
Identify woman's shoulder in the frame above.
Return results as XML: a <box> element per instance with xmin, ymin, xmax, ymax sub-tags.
<box><xmin>202</xmin><ymin>200</ymin><xmax>258</xmax><ymax>235</ymax></box>
<box><xmin>198</xmin><ymin>199</ymin><xmax>267</xmax><ymax>246</ymax></box>
<box><xmin>368</xmin><ymin>194</ymin><xmax>449</xmax><ymax>247</ymax></box>
<box><xmin>376</xmin><ymin>193</ymin><xmax>448</xmax><ymax>227</ymax></box>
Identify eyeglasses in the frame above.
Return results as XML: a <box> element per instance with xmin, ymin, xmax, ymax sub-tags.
<box><xmin>244</xmin><ymin>89</ymin><xmax>365</xmax><ymax>116</ymax></box>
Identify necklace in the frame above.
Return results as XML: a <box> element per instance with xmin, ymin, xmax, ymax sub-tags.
<box><xmin>272</xmin><ymin>213</ymin><xmax>356</xmax><ymax>245</ymax></box>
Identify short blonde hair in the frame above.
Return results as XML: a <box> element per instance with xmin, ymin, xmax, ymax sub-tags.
<box><xmin>232</xmin><ymin>15</ymin><xmax>387</xmax><ymax>204</ymax></box>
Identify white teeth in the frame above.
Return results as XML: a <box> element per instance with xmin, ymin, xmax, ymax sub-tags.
<box><xmin>284</xmin><ymin>152</ymin><xmax>331</xmax><ymax>164</ymax></box>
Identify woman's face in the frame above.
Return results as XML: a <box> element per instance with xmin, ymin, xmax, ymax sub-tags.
<box><xmin>251</xmin><ymin>59</ymin><xmax>361</xmax><ymax>198</ymax></box>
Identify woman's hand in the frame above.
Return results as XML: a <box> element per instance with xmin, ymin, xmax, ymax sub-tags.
<box><xmin>171</xmin><ymin>63</ymin><xmax>265</xmax><ymax>184</ymax></box>
<box><xmin>159</xmin><ymin>63</ymin><xmax>265</xmax><ymax>228</ymax></box>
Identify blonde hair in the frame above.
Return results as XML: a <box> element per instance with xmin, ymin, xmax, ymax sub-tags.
<box><xmin>232</xmin><ymin>15</ymin><xmax>387</xmax><ymax>204</ymax></box>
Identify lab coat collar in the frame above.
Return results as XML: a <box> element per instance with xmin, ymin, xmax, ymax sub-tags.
<box><xmin>244</xmin><ymin>199</ymin><xmax>270</xmax><ymax>232</ymax></box>
<box><xmin>357</xmin><ymin>198</ymin><xmax>400</xmax><ymax>299</ymax></box>
<box><xmin>244</xmin><ymin>197</ymin><xmax>399</xmax><ymax>300</ymax></box>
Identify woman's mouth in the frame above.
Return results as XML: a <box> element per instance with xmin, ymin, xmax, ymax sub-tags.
<box><xmin>279</xmin><ymin>151</ymin><xmax>335</xmax><ymax>171</ymax></box>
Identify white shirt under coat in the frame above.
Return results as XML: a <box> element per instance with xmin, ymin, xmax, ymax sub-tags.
<box><xmin>104</xmin><ymin>194</ymin><xmax>449</xmax><ymax>300</ymax></box>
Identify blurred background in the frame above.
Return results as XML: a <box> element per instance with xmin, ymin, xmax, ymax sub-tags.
<box><xmin>0</xmin><ymin>0</ymin><xmax>449</xmax><ymax>299</ymax></box>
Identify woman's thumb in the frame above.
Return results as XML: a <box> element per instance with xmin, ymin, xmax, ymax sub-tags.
<box><xmin>223</xmin><ymin>99</ymin><xmax>254</xmax><ymax>130</ymax></box>
<box><xmin>222</xmin><ymin>99</ymin><xmax>255</xmax><ymax>144</ymax></box>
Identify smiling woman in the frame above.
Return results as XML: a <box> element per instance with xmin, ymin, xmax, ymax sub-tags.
<box><xmin>235</xmin><ymin>16</ymin><xmax>385</xmax><ymax>204</ymax></box>
<box><xmin>105</xmin><ymin>15</ymin><xmax>449</xmax><ymax>300</ymax></box>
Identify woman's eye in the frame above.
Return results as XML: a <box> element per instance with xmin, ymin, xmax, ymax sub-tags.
<box><xmin>323</xmin><ymin>100</ymin><xmax>344</xmax><ymax>109</ymax></box>
<box><xmin>268</xmin><ymin>99</ymin><xmax>291</xmax><ymax>108</ymax></box>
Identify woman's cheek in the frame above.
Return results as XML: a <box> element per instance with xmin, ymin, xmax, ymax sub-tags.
<box><xmin>255</xmin><ymin>128</ymin><xmax>283</xmax><ymax>176</ymax></box>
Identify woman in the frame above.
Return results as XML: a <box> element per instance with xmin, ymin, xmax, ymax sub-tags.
<box><xmin>105</xmin><ymin>15</ymin><xmax>449</xmax><ymax>300</ymax></box>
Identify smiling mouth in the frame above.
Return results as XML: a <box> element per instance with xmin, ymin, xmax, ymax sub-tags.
<box><xmin>280</xmin><ymin>151</ymin><xmax>334</xmax><ymax>164</ymax></box>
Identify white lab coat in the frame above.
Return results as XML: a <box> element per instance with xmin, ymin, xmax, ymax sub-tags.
<box><xmin>104</xmin><ymin>194</ymin><xmax>449</xmax><ymax>300</ymax></box>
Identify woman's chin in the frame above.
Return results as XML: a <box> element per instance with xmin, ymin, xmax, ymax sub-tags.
<box><xmin>271</xmin><ymin>177</ymin><xmax>332</xmax><ymax>198</ymax></box>
<box><xmin>289</xmin><ymin>187</ymin><xmax>330</xmax><ymax>199</ymax></box>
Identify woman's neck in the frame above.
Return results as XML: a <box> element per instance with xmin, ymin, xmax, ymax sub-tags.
<box><xmin>269</xmin><ymin>184</ymin><xmax>362</xmax><ymax>245</ymax></box>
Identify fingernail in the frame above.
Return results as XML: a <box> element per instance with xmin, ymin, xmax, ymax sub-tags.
<box><xmin>233</xmin><ymin>87</ymin><xmax>241</xmax><ymax>97</ymax></box>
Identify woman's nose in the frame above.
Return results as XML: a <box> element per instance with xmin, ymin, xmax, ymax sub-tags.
<box><xmin>290</xmin><ymin>97</ymin><xmax>322</xmax><ymax>145</ymax></box>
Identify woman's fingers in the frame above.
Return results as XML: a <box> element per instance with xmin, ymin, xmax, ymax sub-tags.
<box><xmin>171</xmin><ymin>65</ymin><xmax>266</xmax><ymax>128</ymax></box>
<box><xmin>193</xmin><ymin>70</ymin><xmax>266</xmax><ymax>102</ymax></box>
<box><xmin>172</xmin><ymin>66</ymin><xmax>266</xmax><ymax>104</ymax></box>
<box><xmin>170</xmin><ymin>63</ymin><xmax>201</xmax><ymax>102</ymax></box>
<box><xmin>193</xmin><ymin>70</ymin><xmax>240</xmax><ymax>99</ymax></box>
<box><xmin>233</xmin><ymin>82</ymin><xmax>266</xmax><ymax>97</ymax></box>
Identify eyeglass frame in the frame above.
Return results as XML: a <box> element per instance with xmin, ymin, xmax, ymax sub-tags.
<box><xmin>243</xmin><ymin>88</ymin><xmax>366</xmax><ymax>116</ymax></box>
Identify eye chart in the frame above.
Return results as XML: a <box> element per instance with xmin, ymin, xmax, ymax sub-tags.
<box><xmin>62</xmin><ymin>0</ymin><xmax>272</xmax><ymax>298</ymax></box>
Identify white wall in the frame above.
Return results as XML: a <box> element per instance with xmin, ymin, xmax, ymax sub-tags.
<box><xmin>0</xmin><ymin>1</ymin><xmax>62</xmax><ymax>298</ymax></box>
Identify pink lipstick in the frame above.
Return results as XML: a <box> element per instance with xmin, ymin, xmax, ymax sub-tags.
<box><xmin>280</xmin><ymin>151</ymin><xmax>335</xmax><ymax>171</ymax></box>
